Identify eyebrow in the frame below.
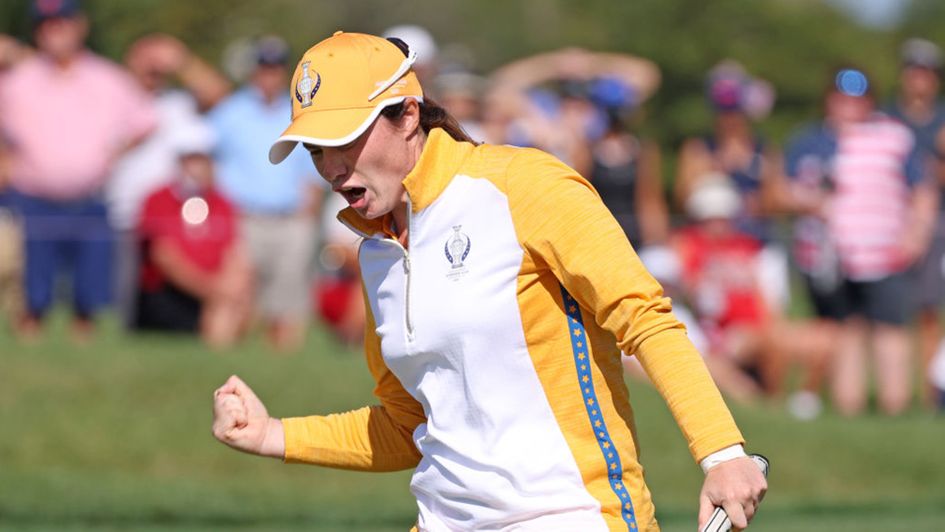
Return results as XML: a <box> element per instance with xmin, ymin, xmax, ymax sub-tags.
<box><xmin>304</xmin><ymin>138</ymin><xmax>358</xmax><ymax>153</ymax></box>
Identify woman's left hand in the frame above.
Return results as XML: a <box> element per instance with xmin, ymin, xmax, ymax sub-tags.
<box><xmin>697</xmin><ymin>456</ymin><xmax>768</xmax><ymax>530</ymax></box>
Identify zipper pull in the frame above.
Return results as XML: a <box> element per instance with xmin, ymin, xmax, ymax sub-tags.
<box><xmin>403</xmin><ymin>253</ymin><xmax>411</xmax><ymax>274</ymax></box>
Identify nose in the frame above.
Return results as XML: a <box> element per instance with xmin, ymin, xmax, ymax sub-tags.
<box><xmin>317</xmin><ymin>146</ymin><xmax>348</xmax><ymax>183</ymax></box>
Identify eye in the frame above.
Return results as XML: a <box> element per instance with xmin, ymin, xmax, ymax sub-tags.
<box><xmin>306</xmin><ymin>145</ymin><xmax>323</xmax><ymax>161</ymax></box>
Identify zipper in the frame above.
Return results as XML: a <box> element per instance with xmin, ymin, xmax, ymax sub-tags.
<box><xmin>403</xmin><ymin>197</ymin><xmax>415</xmax><ymax>341</ymax></box>
<box><xmin>403</xmin><ymin>247</ymin><xmax>414</xmax><ymax>341</ymax></box>
<box><xmin>351</xmin><ymin>199</ymin><xmax>416</xmax><ymax>342</ymax></box>
<box><xmin>375</xmin><ymin>198</ymin><xmax>415</xmax><ymax>342</ymax></box>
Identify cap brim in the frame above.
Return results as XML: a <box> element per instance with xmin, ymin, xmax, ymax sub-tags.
<box><xmin>269</xmin><ymin>96</ymin><xmax>412</xmax><ymax>164</ymax></box>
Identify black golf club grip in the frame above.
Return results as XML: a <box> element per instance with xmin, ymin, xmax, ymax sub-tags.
<box><xmin>700</xmin><ymin>454</ymin><xmax>769</xmax><ymax>532</ymax></box>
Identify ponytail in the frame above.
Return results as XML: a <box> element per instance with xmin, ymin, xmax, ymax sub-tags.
<box><xmin>380</xmin><ymin>98</ymin><xmax>478</xmax><ymax>144</ymax></box>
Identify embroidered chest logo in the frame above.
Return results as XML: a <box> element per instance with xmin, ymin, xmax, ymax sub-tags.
<box><xmin>444</xmin><ymin>225</ymin><xmax>471</xmax><ymax>280</ymax></box>
<box><xmin>295</xmin><ymin>62</ymin><xmax>321</xmax><ymax>109</ymax></box>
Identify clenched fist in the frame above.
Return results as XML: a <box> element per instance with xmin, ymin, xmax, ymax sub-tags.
<box><xmin>211</xmin><ymin>375</ymin><xmax>285</xmax><ymax>458</ymax></box>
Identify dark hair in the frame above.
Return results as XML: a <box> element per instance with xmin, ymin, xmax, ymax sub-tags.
<box><xmin>380</xmin><ymin>98</ymin><xmax>478</xmax><ymax>144</ymax></box>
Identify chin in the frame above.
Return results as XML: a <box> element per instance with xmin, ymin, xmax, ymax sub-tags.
<box><xmin>358</xmin><ymin>206</ymin><xmax>383</xmax><ymax>220</ymax></box>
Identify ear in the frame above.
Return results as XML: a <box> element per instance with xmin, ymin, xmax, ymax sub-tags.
<box><xmin>400</xmin><ymin>98</ymin><xmax>422</xmax><ymax>139</ymax></box>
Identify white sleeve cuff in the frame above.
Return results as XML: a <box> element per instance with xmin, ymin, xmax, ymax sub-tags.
<box><xmin>700</xmin><ymin>444</ymin><xmax>747</xmax><ymax>474</ymax></box>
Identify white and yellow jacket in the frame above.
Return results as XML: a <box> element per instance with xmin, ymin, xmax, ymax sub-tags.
<box><xmin>282</xmin><ymin>128</ymin><xmax>744</xmax><ymax>531</ymax></box>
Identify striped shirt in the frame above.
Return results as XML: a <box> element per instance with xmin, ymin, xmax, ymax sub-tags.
<box><xmin>785</xmin><ymin>115</ymin><xmax>926</xmax><ymax>281</ymax></box>
<box><xmin>830</xmin><ymin>116</ymin><xmax>924</xmax><ymax>280</ymax></box>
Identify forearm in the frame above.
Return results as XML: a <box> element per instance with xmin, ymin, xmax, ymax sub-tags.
<box><xmin>177</xmin><ymin>54</ymin><xmax>232</xmax><ymax>111</ymax></box>
<box><xmin>151</xmin><ymin>239</ymin><xmax>216</xmax><ymax>300</ymax></box>
<box><xmin>282</xmin><ymin>405</ymin><xmax>422</xmax><ymax>471</ymax></box>
<box><xmin>635</xmin><ymin>328</ymin><xmax>745</xmax><ymax>462</ymax></box>
<box><xmin>760</xmin><ymin>150</ymin><xmax>791</xmax><ymax>215</ymax></box>
<box><xmin>910</xmin><ymin>183</ymin><xmax>938</xmax><ymax>246</ymax></box>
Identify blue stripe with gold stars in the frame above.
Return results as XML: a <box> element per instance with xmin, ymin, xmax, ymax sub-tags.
<box><xmin>560</xmin><ymin>286</ymin><xmax>638</xmax><ymax>530</ymax></box>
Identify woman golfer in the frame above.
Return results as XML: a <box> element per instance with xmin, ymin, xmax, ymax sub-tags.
<box><xmin>212</xmin><ymin>31</ymin><xmax>766</xmax><ymax>531</ymax></box>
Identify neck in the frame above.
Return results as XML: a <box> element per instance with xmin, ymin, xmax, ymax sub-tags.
<box><xmin>391</xmin><ymin>129</ymin><xmax>428</xmax><ymax>246</ymax></box>
<box><xmin>392</xmin><ymin>202</ymin><xmax>409</xmax><ymax>246</ymax></box>
<box><xmin>48</xmin><ymin>52</ymin><xmax>79</xmax><ymax>70</ymax></box>
<box><xmin>253</xmin><ymin>84</ymin><xmax>279</xmax><ymax>105</ymax></box>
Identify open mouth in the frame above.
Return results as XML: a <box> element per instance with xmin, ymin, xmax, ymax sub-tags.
<box><xmin>340</xmin><ymin>187</ymin><xmax>366</xmax><ymax>206</ymax></box>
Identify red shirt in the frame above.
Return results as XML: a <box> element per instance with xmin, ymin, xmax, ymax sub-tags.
<box><xmin>676</xmin><ymin>225</ymin><xmax>765</xmax><ymax>328</ymax></box>
<box><xmin>137</xmin><ymin>183</ymin><xmax>237</xmax><ymax>292</ymax></box>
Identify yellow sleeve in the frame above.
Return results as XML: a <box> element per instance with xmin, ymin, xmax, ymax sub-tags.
<box><xmin>281</xmin><ymin>293</ymin><xmax>426</xmax><ymax>471</ymax></box>
<box><xmin>507</xmin><ymin>150</ymin><xmax>744</xmax><ymax>462</ymax></box>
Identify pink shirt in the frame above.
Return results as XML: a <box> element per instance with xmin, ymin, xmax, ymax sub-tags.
<box><xmin>0</xmin><ymin>52</ymin><xmax>156</xmax><ymax>199</ymax></box>
<box><xmin>829</xmin><ymin>117</ymin><xmax>918</xmax><ymax>281</ymax></box>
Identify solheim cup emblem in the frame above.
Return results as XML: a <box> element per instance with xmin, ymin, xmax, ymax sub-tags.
<box><xmin>444</xmin><ymin>225</ymin><xmax>471</xmax><ymax>279</ymax></box>
<box><xmin>295</xmin><ymin>62</ymin><xmax>321</xmax><ymax>108</ymax></box>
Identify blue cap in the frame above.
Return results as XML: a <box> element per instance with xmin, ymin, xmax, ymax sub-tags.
<box><xmin>835</xmin><ymin>68</ymin><xmax>870</xmax><ymax>97</ymax></box>
<box><xmin>31</xmin><ymin>0</ymin><xmax>82</xmax><ymax>23</ymax></box>
<box><xmin>588</xmin><ymin>76</ymin><xmax>637</xmax><ymax>110</ymax></box>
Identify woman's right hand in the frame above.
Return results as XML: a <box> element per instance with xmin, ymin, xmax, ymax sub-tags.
<box><xmin>212</xmin><ymin>375</ymin><xmax>285</xmax><ymax>458</ymax></box>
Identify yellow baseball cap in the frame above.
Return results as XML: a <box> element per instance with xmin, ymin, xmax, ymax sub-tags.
<box><xmin>268</xmin><ymin>31</ymin><xmax>424</xmax><ymax>164</ymax></box>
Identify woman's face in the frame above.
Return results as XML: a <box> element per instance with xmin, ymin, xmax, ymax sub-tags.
<box><xmin>306</xmin><ymin>102</ymin><xmax>419</xmax><ymax>221</ymax></box>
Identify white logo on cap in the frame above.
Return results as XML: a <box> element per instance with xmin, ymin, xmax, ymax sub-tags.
<box><xmin>295</xmin><ymin>62</ymin><xmax>321</xmax><ymax>108</ymax></box>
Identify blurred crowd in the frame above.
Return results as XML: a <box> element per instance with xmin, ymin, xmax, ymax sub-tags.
<box><xmin>2</xmin><ymin>0</ymin><xmax>945</xmax><ymax>417</ymax></box>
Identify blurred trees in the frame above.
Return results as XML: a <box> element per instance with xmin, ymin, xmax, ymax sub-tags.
<box><xmin>1</xmin><ymin>0</ymin><xmax>939</xmax><ymax>146</ymax></box>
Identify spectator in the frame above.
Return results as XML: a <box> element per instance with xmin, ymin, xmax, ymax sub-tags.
<box><xmin>785</xmin><ymin>67</ymin><xmax>936</xmax><ymax>416</ymax></box>
<box><xmin>674</xmin><ymin>177</ymin><xmax>830</xmax><ymax>411</ymax></box>
<box><xmin>0</xmin><ymin>0</ymin><xmax>155</xmax><ymax>341</ymax></box>
<box><xmin>209</xmin><ymin>36</ymin><xmax>324</xmax><ymax>352</ymax></box>
<box><xmin>586</xmin><ymin>75</ymin><xmax>669</xmax><ymax>248</ymax></box>
<box><xmin>135</xmin><ymin>121</ymin><xmax>251</xmax><ymax>348</ymax></box>
<box><xmin>489</xmin><ymin>48</ymin><xmax>660</xmax><ymax>178</ymax></box>
<box><xmin>930</xmin><ymin>341</ymin><xmax>945</xmax><ymax>408</ymax></box>
<box><xmin>0</xmin><ymin>34</ymin><xmax>28</xmax><ymax>330</ymax></box>
<box><xmin>676</xmin><ymin>61</ymin><xmax>790</xmax><ymax>316</ymax></box>
<box><xmin>676</xmin><ymin>62</ymin><xmax>779</xmax><ymax>231</ymax></box>
<box><xmin>674</xmin><ymin>176</ymin><xmax>777</xmax><ymax>401</ymax></box>
<box><xmin>108</xmin><ymin>33</ymin><xmax>231</xmax><ymax>328</ymax></box>
<box><xmin>886</xmin><ymin>38</ymin><xmax>945</xmax><ymax>408</ymax></box>
<box><xmin>0</xmin><ymin>189</ymin><xmax>22</xmax><ymax>329</ymax></box>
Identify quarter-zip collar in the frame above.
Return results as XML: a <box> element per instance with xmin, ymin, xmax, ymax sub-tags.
<box><xmin>337</xmin><ymin>127</ymin><xmax>475</xmax><ymax>238</ymax></box>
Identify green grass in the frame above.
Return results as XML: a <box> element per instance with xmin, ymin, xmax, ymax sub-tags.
<box><xmin>2</xmin><ymin>314</ymin><xmax>944</xmax><ymax>531</ymax></box>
